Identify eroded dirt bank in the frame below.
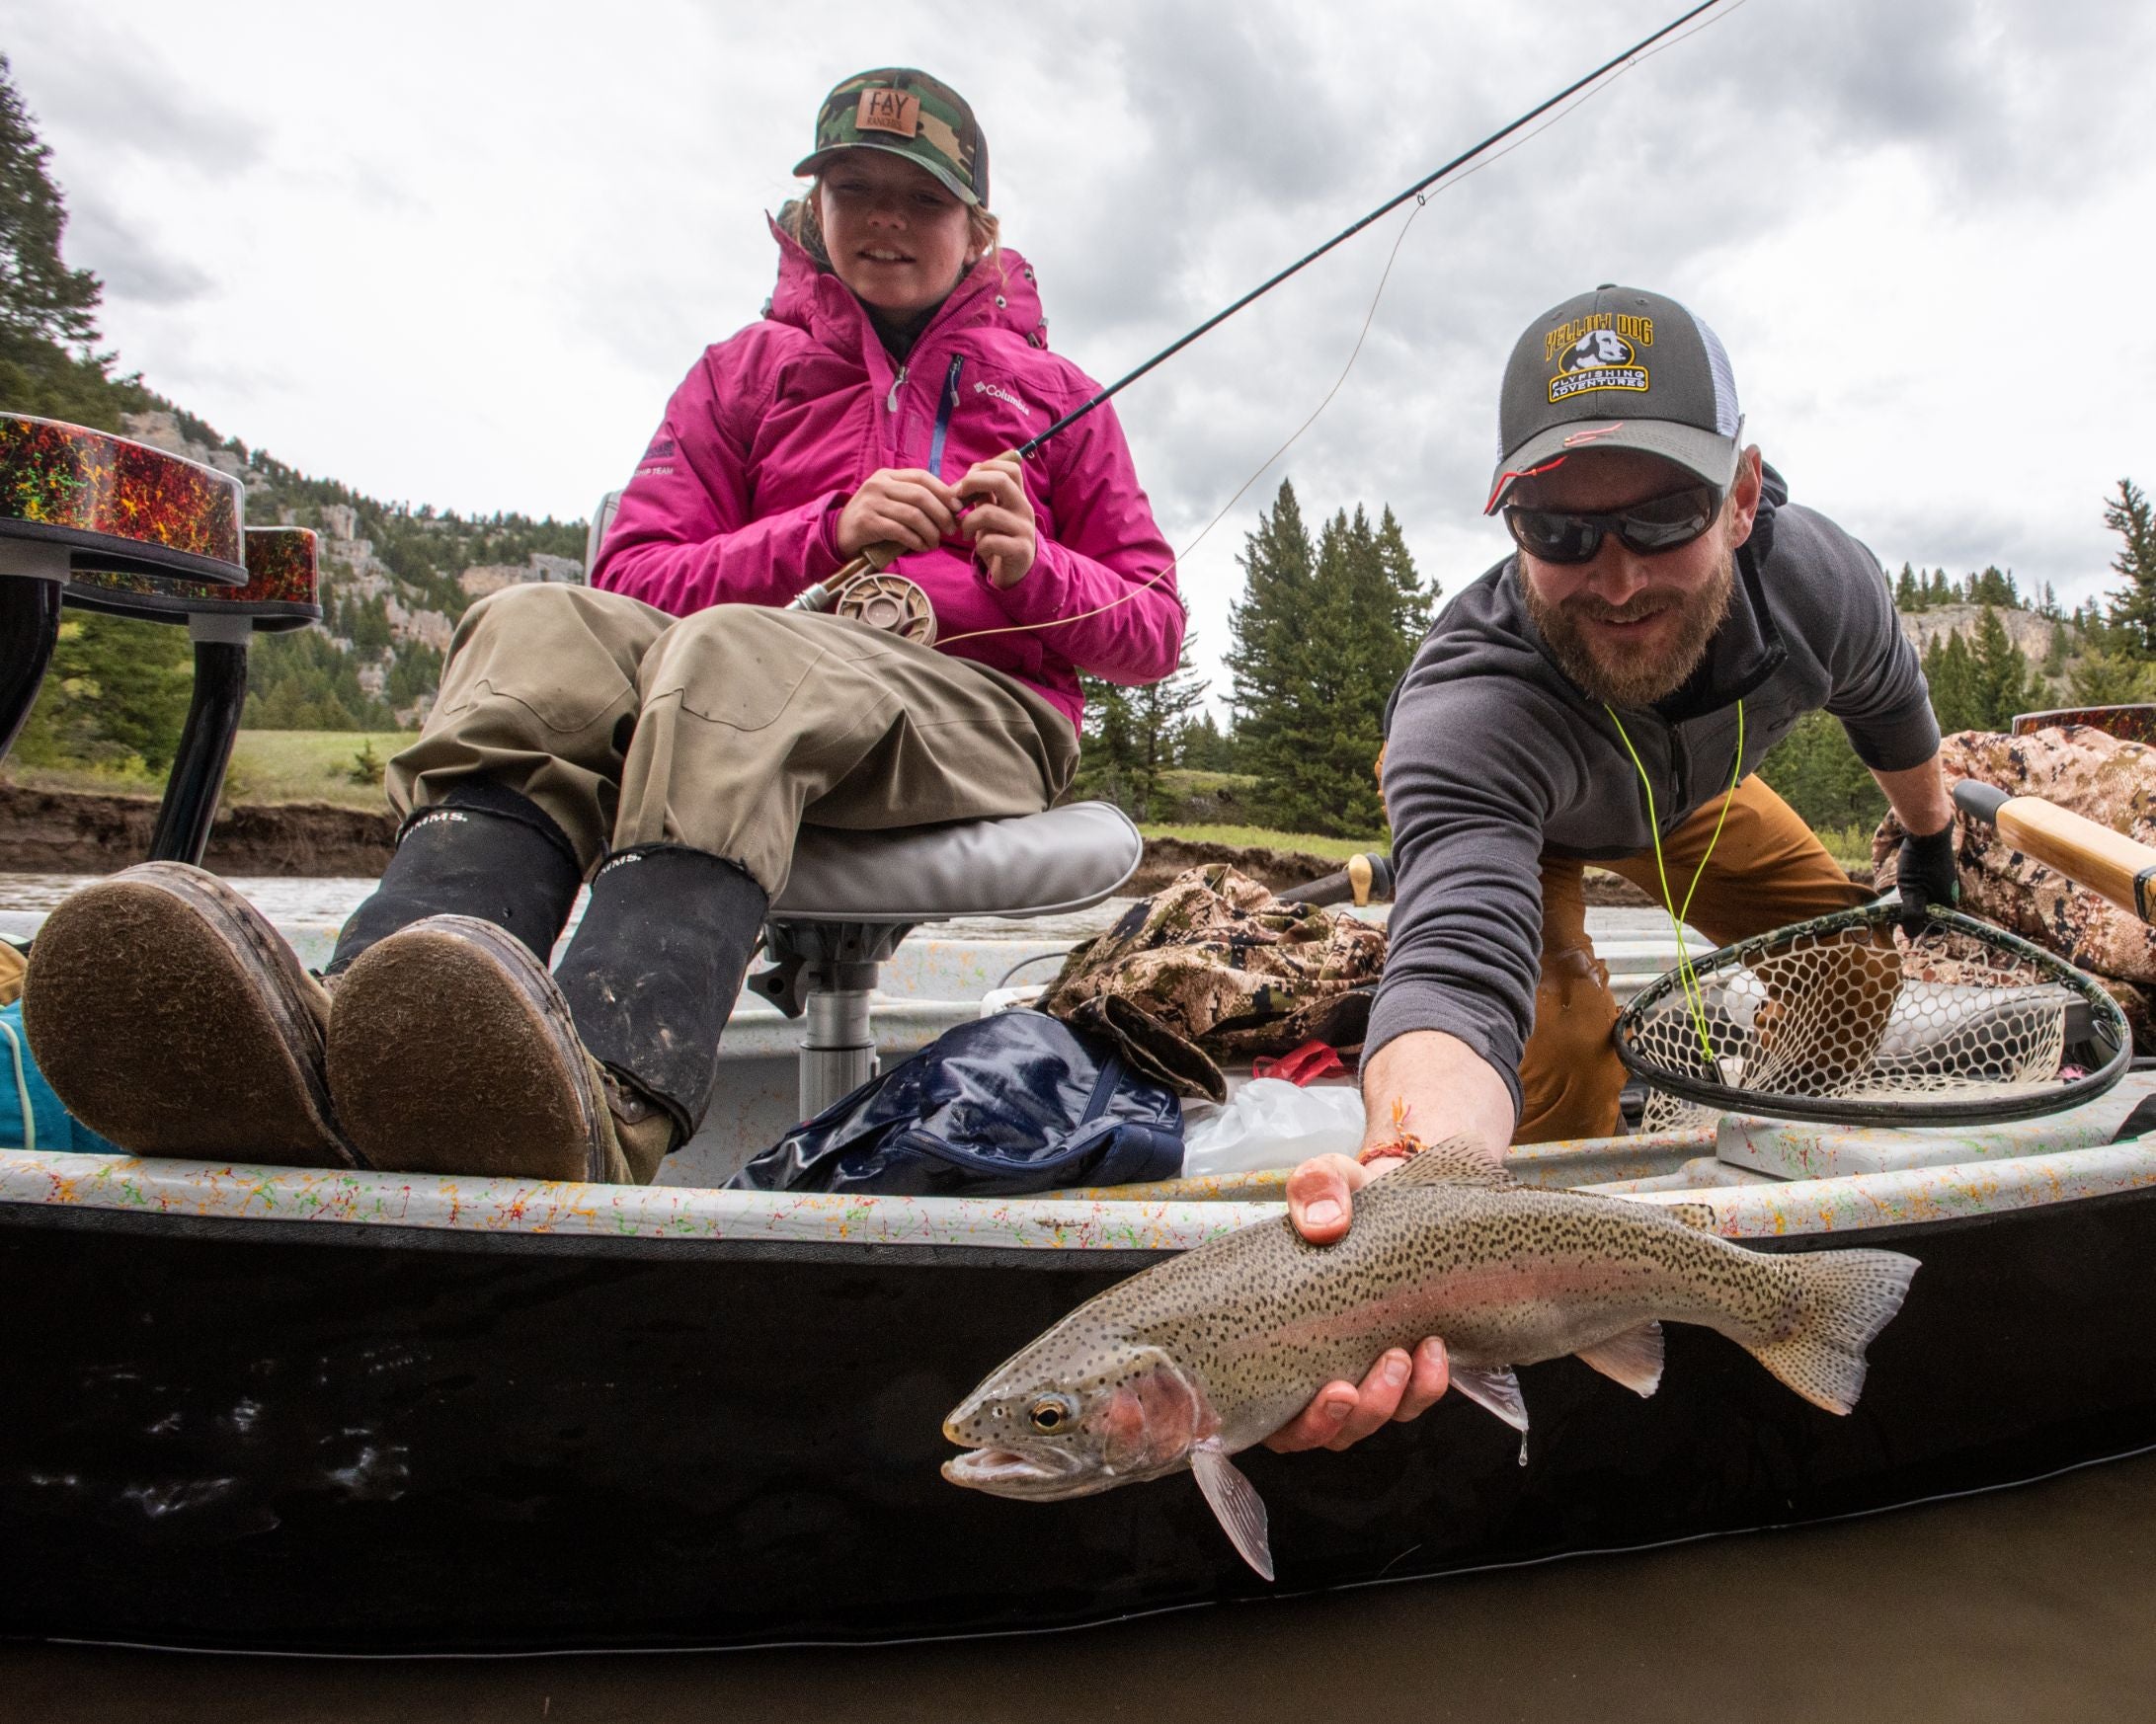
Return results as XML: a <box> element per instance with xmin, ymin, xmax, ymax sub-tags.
<box><xmin>0</xmin><ymin>785</ymin><xmax>398</xmax><ymax>878</ymax></box>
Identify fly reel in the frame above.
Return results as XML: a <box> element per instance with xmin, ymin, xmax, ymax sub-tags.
<box><xmin>786</xmin><ymin>540</ymin><xmax>938</xmax><ymax>647</ymax></box>
<box><xmin>831</xmin><ymin>570</ymin><xmax>936</xmax><ymax>646</ymax></box>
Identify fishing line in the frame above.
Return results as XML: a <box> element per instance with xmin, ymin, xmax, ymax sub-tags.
<box><xmin>933</xmin><ymin>0</ymin><xmax>1749</xmax><ymax>653</ymax></box>
<box><xmin>1010</xmin><ymin>0</ymin><xmax>1732</xmax><ymax>462</ymax></box>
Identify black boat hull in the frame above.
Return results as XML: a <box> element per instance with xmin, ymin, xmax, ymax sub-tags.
<box><xmin>4</xmin><ymin>1184</ymin><xmax>2154</xmax><ymax>1653</ymax></box>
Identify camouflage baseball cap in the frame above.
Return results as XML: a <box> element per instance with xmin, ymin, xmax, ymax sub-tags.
<box><xmin>1484</xmin><ymin>284</ymin><xmax>1743</xmax><ymax>513</ymax></box>
<box><xmin>793</xmin><ymin>69</ymin><xmax>990</xmax><ymax>207</ymax></box>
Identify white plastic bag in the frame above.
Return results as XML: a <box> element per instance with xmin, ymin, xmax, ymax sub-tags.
<box><xmin>1179</xmin><ymin>1078</ymin><xmax>1366</xmax><ymax>1177</ymax></box>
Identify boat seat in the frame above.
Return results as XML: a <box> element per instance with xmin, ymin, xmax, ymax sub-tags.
<box><xmin>65</xmin><ymin>525</ymin><xmax>325</xmax><ymax>865</ymax></box>
<box><xmin>0</xmin><ymin>412</ymin><xmax>250</xmax><ymax>773</ymax></box>
<box><xmin>586</xmin><ymin>487</ymin><xmax>1141</xmax><ymax>1117</ymax></box>
<box><xmin>754</xmin><ymin>803</ymin><xmax>1142</xmax><ymax>1116</ymax></box>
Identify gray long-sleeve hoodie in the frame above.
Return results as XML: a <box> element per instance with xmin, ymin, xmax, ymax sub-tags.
<box><xmin>1370</xmin><ymin>470</ymin><xmax>1938</xmax><ymax>1110</ymax></box>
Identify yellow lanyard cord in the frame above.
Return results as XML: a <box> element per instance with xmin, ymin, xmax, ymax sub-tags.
<box><xmin>1603</xmin><ymin>699</ymin><xmax>1744</xmax><ymax>1063</ymax></box>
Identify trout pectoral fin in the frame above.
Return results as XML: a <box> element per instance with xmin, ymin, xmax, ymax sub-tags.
<box><xmin>1574</xmin><ymin>1322</ymin><xmax>1665</xmax><ymax>1397</ymax></box>
<box><xmin>1449</xmin><ymin>1365</ymin><xmax>1528</xmax><ymax>1433</ymax></box>
<box><xmin>1191</xmin><ymin>1442</ymin><xmax>1274</xmax><ymax>1583</ymax></box>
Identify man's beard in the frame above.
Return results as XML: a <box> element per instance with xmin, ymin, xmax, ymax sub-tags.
<box><xmin>1520</xmin><ymin>551</ymin><xmax>1737</xmax><ymax>707</ymax></box>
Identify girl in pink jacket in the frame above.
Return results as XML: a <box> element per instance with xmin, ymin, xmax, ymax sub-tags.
<box><xmin>30</xmin><ymin>68</ymin><xmax>1182</xmax><ymax>1189</ymax></box>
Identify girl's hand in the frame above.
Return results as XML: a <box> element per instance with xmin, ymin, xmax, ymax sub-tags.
<box><xmin>956</xmin><ymin>453</ymin><xmax>1037</xmax><ymax>588</ymax></box>
<box><xmin>838</xmin><ymin>468</ymin><xmax>962</xmax><ymax>557</ymax></box>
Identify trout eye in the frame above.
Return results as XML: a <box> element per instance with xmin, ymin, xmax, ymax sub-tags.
<box><xmin>1028</xmin><ymin>1395</ymin><xmax>1078</xmax><ymax>1435</ymax></box>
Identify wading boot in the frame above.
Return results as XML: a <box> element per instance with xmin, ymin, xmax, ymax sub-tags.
<box><xmin>325</xmin><ymin>844</ymin><xmax>766</xmax><ymax>1183</ymax></box>
<box><xmin>551</xmin><ymin>844</ymin><xmax>770</xmax><ymax>1155</ymax></box>
<box><xmin>325</xmin><ymin>915</ymin><xmax>646</xmax><ymax>1183</ymax></box>
<box><xmin>21</xmin><ymin>862</ymin><xmax>359</xmax><ymax>1165</ymax></box>
<box><xmin>326</xmin><ymin>781</ymin><xmax>584</xmax><ymax>976</ymax></box>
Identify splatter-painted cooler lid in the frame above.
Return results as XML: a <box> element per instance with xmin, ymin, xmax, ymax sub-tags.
<box><xmin>66</xmin><ymin>526</ymin><xmax>321</xmax><ymax>633</ymax></box>
<box><xmin>0</xmin><ymin>413</ymin><xmax>247</xmax><ymax>588</ymax></box>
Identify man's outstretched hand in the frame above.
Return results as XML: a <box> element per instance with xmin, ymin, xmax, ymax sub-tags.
<box><xmin>1262</xmin><ymin>1153</ymin><xmax>1450</xmax><ymax>1452</ymax></box>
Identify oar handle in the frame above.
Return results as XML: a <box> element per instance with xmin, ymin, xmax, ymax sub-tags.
<box><xmin>1276</xmin><ymin>852</ymin><xmax>1396</xmax><ymax>908</ymax></box>
<box><xmin>1953</xmin><ymin>778</ymin><xmax>2156</xmax><ymax>925</ymax></box>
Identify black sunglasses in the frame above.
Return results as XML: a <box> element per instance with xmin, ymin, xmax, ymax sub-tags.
<box><xmin>1503</xmin><ymin>483</ymin><xmax>1723</xmax><ymax>566</ymax></box>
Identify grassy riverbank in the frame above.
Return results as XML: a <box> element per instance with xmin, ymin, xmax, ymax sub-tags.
<box><xmin>6</xmin><ymin>732</ymin><xmax>1879</xmax><ymax>872</ymax></box>
<box><xmin>8</xmin><ymin>732</ymin><xmax>414</xmax><ymax>811</ymax></box>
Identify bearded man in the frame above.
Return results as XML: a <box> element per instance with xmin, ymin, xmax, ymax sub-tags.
<box><xmin>1263</xmin><ymin>283</ymin><xmax>1959</xmax><ymax>1454</ymax></box>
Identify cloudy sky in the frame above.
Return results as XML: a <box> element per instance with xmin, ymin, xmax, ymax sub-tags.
<box><xmin>7</xmin><ymin>0</ymin><xmax>2154</xmax><ymax>705</ymax></box>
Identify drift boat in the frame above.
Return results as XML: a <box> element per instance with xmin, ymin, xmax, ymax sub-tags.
<box><xmin>3</xmin><ymin>415</ymin><xmax>2154</xmax><ymax>1654</ymax></box>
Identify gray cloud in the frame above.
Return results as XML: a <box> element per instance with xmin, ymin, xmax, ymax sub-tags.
<box><xmin>0</xmin><ymin>7</ymin><xmax>265</xmax><ymax>175</ymax></box>
<box><xmin>65</xmin><ymin>196</ymin><xmax>212</xmax><ymax>306</ymax></box>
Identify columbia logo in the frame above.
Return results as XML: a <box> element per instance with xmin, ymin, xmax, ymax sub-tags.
<box><xmin>973</xmin><ymin>380</ymin><xmax>1031</xmax><ymax>415</ymax></box>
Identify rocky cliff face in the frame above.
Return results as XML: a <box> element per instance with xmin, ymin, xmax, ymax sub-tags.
<box><xmin>1897</xmin><ymin>603</ymin><xmax>2059</xmax><ymax>659</ymax></box>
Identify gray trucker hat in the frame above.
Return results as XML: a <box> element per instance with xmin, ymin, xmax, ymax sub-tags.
<box><xmin>1483</xmin><ymin>284</ymin><xmax>1742</xmax><ymax>513</ymax></box>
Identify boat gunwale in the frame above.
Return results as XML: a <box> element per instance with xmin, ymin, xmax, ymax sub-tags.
<box><xmin>0</xmin><ymin>1132</ymin><xmax>2152</xmax><ymax>1263</ymax></box>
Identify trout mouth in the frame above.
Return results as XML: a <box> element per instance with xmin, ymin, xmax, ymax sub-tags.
<box><xmin>941</xmin><ymin>1444</ymin><xmax>1095</xmax><ymax>1499</ymax></box>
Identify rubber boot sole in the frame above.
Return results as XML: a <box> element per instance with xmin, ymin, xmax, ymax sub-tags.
<box><xmin>21</xmin><ymin>862</ymin><xmax>358</xmax><ymax>1166</ymax></box>
<box><xmin>325</xmin><ymin>915</ymin><xmax>614</xmax><ymax>1182</ymax></box>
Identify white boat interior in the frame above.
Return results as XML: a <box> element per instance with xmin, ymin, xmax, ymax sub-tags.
<box><xmin>4</xmin><ymin>885</ymin><xmax>2150</xmax><ymax>1255</ymax></box>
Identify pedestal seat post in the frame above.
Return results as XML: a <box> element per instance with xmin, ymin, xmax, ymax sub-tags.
<box><xmin>752</xmin><ymin>803</ymin><xmax>1146</xmax><ymax>1125</ymax></box>
<box><xmin>0</xmin><ymin>545</ymin><xmax>66</xmax><ymax>761</ymax></box>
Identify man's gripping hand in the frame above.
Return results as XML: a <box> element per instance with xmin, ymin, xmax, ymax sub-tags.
<box><xmin>1895</xmin><ymin>823</ymin><xmax>1959</xmax><ymax>939</ymax></box>
<box><xmin>1261</xmin><ymin>1154</ymin><xmax>1451</xmax><ymax>1452</ymax></box>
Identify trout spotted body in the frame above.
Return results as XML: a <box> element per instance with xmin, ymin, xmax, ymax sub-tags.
<box><xmin>943</xmin><ymin>1137</ymin><xmax>1918</xmax><ymax>1579</ymax></box>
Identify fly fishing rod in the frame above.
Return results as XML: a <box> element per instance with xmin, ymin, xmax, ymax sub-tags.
<box><xmin>794</xmin><ymin>0</ymin><xmax>1734</xmax><ymax>636</ymax></box>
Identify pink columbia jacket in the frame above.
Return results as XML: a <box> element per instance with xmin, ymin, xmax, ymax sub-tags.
<box><xmin>591</xmin><ymin>224</ymin><xmax>1183</xmax><ymax>733</ymax></box>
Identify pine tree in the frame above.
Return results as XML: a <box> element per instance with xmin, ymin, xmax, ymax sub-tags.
<box><xmin>1123</xmin><ymin>608</ymin><xmax>1208</xmax><ymax>820</ymax></box>
<box><xmin>0</xmin><ymin>57</ymin><xmax>149</xmax><ymax>432</ymax></box>
<box><xmin>14</xmin><ymin>614</ymin><xmax>192</xmax><ymax>770</ymax></box>
<box><xmin>2100</xmin><ymin>477</ymin><xmax>2156</xmax><ymax>659</ymax></box>
<box><xmin>1073</xmin><ymin>675</ymin><xmax>1141</xmax><ymax>815</ymax></box>
<box><xmin>1969</xmin><ymin>565</ymin><xmax>2019</xmax><ymax>608</ymax></box>
<box><xmin>1925</xmin><ymin>568</ymin><xmax>1954</xmax><ymax>607</ymax></box>
<box><xmin>1969</xmin><ymin>605</ymin><xmax>2036</xmax><ymax>729</ymax></box>
<box><xmin>1894</xmin><ymin>562</ymin><xmax>1922</xmax><ymax>611</ymax></box>
<box><xmin>1922</xmin><ymin>631</ymin><xmax>1983</xmax><ymax>734</ymax></box>
<box><xmin>1175</xmin><ymin>710</ymin><xmax>1237</xmax><ymax>772</ymax></box>
<box><xmin>2067</xmin><ymin>651</ymin><xmax>2156</xmax><ymax>706</ymax></box>
<box><xmin>1756</xmin><ymin>711</ymin><xmax>1885</xmax><ymax>833</ymax></box>
<box><xmin>0</xmin><ymin>56</ymin><xmax>100</xmax><ymax>348</ymax></box>
<box><xmin>1226</xmin><ymin>479</ymin><xmax>1318</xmax><ymax>804</ymax></box>
<box><xmin>1228</xmin><ymin>485</ymin><xmax>1430</xmax><ymax>836</ymax></box>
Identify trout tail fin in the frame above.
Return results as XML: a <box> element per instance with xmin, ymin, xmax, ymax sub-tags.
<box><xmin>1748</xmin><ymin>1248</ymin><xmax>1920</xmax><ymax>1416</ymax></box>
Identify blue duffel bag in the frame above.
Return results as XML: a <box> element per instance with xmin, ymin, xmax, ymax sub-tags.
<box><xmin>2</xmin><ymin>997</ymin><xmax>123</xmax><ymax>1155</ymax></box>
<box><xmin>731</xmin><ymin>1009</ymin><xmax>1184</xmax><ymax>1196</ymax></box>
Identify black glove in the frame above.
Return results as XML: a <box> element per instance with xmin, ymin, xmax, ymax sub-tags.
<box><xmin>1895</xmin><ymin>824</ymin><xmax>1959</xmax><ymax>938</ymax></box>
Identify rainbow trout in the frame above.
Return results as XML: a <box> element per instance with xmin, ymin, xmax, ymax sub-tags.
<box><xmin>943</xmin><ymin>1137</ymin><xmax>1918</xmax><ymax>1579</ymax></box>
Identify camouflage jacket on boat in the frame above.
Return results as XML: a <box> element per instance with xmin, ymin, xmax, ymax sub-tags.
<box><xmin>1036</xmin><ymin>864</ymin><xmax>1388</xmax><ymax>1101</ymax></box>
<box><xmin>1874</xmin><ymin>725</ymin><xmax>2156</xmax><ymax>1045</ymax></box>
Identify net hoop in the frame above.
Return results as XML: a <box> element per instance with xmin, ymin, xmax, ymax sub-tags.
<box><xmin>1613</xmin><ymin>901</ymin><xmax>2133</xmax><ymax>1128</ymax></box>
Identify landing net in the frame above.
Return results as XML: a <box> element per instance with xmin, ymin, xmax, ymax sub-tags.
<box><xmin>1615</xmin><ymin>901</ymin><xmax>2132</xmax><ymax>1130</ymax></box>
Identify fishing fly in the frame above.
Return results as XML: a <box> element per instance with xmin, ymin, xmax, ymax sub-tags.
<box><xmin>794</xmin><ymin>0</ymin><xmax>1745</xmax><ymax>646</ymax></box>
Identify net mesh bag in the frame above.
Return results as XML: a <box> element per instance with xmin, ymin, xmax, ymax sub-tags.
<box><xmin>1617</xmin><ymin>901</ymin><xmax>2131</xmax><ymax>1131</ymax></box>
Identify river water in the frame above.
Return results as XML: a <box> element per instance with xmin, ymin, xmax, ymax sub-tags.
<box><xmin>5</xmin><ymin>1445</ymin><xmax>2154</xmax><ymax>1721</ymax></box>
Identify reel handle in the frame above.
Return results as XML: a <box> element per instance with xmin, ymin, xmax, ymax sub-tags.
<box><xmin>1952</xmin><ymin>778</ymin><xmax>2156</xmax><ymax>925</ymax></box>
<box><xmin>787</xmin><ymin>540</ymin><xmax>903</xmax><ymax>615</ymax></box>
